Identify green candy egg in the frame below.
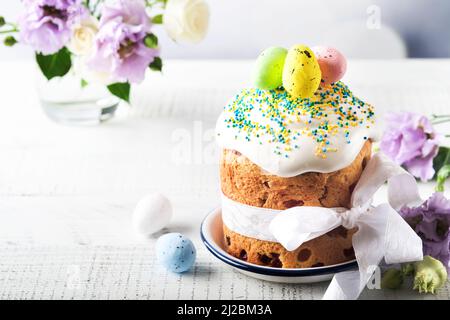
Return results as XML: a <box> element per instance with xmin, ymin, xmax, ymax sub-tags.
<box><xmin>252</xmin><ymin>47</ymin><xmax>288</xmax><ymax>90</ymax></box>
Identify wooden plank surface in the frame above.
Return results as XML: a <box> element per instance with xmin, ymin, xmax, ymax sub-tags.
<box><xmin>0</xmin><ymin>60</ymin><xmax>449</xmax><ymax>299</ymax></box>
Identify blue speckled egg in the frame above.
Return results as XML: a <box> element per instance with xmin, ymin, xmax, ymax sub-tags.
<box><xmin>156</xmin><ymin>233</ymin><xmax>196</xmax><ymax>273</ymax></box>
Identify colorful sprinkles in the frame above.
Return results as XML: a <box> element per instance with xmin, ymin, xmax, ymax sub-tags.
<box><xmin>220</xmin><ymin>82</ymin><xmax>375</xmax><ymax>159</ymax></box>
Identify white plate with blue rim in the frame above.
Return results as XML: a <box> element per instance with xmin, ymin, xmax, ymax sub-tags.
<box><xmin>200</xmin><ymin>207</ymin><xmax>357</xmax><ymax>284</ymax></box>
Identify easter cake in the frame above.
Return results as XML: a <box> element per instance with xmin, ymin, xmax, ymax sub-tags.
<box><xmin>216</xmin><ymin>45</ymin><xmax>377</xmax><ymax>268</ymax></box>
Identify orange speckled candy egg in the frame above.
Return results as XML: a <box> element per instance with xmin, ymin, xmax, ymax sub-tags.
<box><xmin>312</xmin><ymin>46</ymin><xmax>347</xmax><ymax>86</ymax></box>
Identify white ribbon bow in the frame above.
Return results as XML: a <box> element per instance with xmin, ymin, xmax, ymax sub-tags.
<box><xmin>221</xmin><ymin>153</ymin><xmax>424</xmax><ymax>300</ymax></box>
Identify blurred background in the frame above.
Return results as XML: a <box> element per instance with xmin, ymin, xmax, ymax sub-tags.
<box><xmin>1</xmin><ymin>0</ymin><xmax>450</xmax><ymax>60</ymax></box>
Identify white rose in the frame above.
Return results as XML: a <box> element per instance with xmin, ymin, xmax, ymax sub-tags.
<box><xmin>68</xmin><ymin>16</ymin><xmax>99</xmax><ymax>56</ymax></box>
<box><xmin>163</xmin><ymin>0</ymin><xmax>210</xmax><ymax>43</ymax></box>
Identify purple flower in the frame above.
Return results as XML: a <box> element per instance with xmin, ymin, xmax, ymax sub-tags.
<box><xmin>400</xmin><ymin>192</ymin><xmax>450</xmax><ymax>271</ymax></box>
<box><xmin>87</xmin><ymin>0</ymin><xmax>158</xmax><ymax>84</ymax></box>
<box><xmin>19</xmin><ymin>0</ymin><xmax>86</xmax><ymax>55</ymax></box>
<box><xmin>380</xmin><ymin>112</ymin><xmax>440</xmax><ymax>181</ymax></box>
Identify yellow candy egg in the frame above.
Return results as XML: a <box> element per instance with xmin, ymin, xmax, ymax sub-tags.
<box><xmin>282</xmin><ymin>45</ymin><xmax>322</xmax><ymax>99</ymax></box>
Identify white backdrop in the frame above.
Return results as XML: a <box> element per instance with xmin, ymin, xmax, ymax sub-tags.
<box><xmin>1</xmin><ymin>0</ymin><xmax>449</xmax><ymax>60</ymax></box>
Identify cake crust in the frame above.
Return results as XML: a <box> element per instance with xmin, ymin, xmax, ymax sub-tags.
<box><xmin>223</xmin><ymin>224</ymin><xmax>356</xmax><ymax>268</ymax></box>
<box><xmin>220</xmin><ymin>141</ymin><xmax>372</xmax><ymax>268</ymax></box>
<box><xmin>221</xmin><ymin>141</ymin><xmax>372</xmax><ymax>209</ymax></box>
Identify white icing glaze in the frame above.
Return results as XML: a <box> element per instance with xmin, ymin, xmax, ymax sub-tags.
<box><xmin>216</xmin><ymin>82</ymin><xmax>379</xmax><ymax>177</ymax></box>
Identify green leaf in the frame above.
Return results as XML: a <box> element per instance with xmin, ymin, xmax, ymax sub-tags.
<box><xmin>144</xmin><ymin>33</ymin><xmax>158</xmax><ymax>49</ymax></box>
<box><xmin>149</xmin><ymin>57</ymin><xmax>162</xmax><ymax>72</ymax></box>
<box><xmin>434</xmin><ymin>146</ymin><xmax>450</xmax><ymax>191</ymax></box>
<box><xmin>80</xmin><ymin>79</ymin><xmax>88</xmax><ymax>88</ymax></box>
<box><xmin>3</xmin><ymin>36</ymin><xmax>17</xmax><ymax>47</ymax></box>
<box><xmin>152</xmin><ymin>14</ymin><xmax>163</xmax><ymax>24</ymax></box>
<box><xmin>433</xmin><ymin>146</ymin><xmax>450</xmax><ymax>178</ymax></box>
<box><xmin>0</xmin><ymin>17</ymin><xmax>5</xmax><ymax>27</ymax></box>
<box><xmin>436</xmin><ymin>165</ymin><xmax>450</xmax><ymax>192</ymax></box>
<box><xmin>107</xmin><ymin>82</ymin><xmax>130</xmax><ymax>103</ymax></box>
<box><xmin>36</xmin><ymin>47</ymin><xmax>72</xmax><ymax>80</ymax></box>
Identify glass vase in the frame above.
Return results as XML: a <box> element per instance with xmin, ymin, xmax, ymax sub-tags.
<box><xmin>36</xmin><ymin>68</ymin><xmax>120</xmax><ymax>125</ymax></box>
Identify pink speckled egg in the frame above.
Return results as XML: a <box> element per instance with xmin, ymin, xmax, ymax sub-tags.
<box><xmin>312</xmin><ymin>46</ymin><xmax>347</xmax><ymax>86</ymax></box>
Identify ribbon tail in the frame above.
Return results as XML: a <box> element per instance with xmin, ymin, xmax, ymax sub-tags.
<box><xmin>323</xmin><ymin>204</ymin><xmax>424</xmax><ymax>300</ymax></box>
<box><xmin>351</xmin><ymin>153</ymin><xmax>422</xmax><ymax>209</ymax></box>
<box><xmin>323</xmin><ymin>270</ymin><xmax>363</xmax><ymax>300</ymax></box>
<box><xmin>384</xmin><ymin>205</ymin><xmax>423</xmax><ymax>264</ymax></box>
<box><xmin>387</xmin><ymin>169</ymin><xmax>422</xmax><ymax>211</ymax></box>
<box><xmin>324</xmin><ymin>206</ymin><xmax>388</xmax><ymax>300</ymax></box>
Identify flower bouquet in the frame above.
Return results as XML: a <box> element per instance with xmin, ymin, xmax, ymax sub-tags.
<box><xmin>0</xmin><ymin>0</ymin><xmax>209</xmax><ymax>124</ymax></box>
<box><xmin>378</xmin><ymin>112</ymin><xmax>450</xmax><ymax>294</ymax></box>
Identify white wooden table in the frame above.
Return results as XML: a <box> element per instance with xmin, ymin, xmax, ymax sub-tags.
<box><xmin>0</xmin><ymin>59</ymin><xmax>449</xmax><ymax>300</ymax></box>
